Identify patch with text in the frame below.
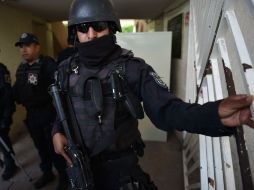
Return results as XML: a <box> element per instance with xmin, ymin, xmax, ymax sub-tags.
<box><xmin>149</xmin><ymin>72</ymin><xmax>168</xmax><ymax>89</ymax></box>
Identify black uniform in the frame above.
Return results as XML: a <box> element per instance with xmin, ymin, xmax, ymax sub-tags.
<box><xmin>53</xmin><ymin>34</ymin><xmax>234</xmax><ymax>190</ymax></box>
<box><xmin>13</xmin><ymin>56</ymin><xmax>66</xmax><ymax>175</ymax></box>
<box><xmin>0</xmin><ymin>63</ymin><xmax>16</xmax><ymax>180</ymax></box>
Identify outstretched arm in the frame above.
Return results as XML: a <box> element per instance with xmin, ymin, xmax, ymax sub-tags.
<box><xmin>126</xmin><ymin>60</ymin><xmax>253</xmax><ymax>136</ymax></box>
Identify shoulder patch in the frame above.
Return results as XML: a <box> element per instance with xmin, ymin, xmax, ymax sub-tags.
<box><xmin>149</xmin><ymin>72</ymin><xmax>168</xmax><ymax>89</ymax></box>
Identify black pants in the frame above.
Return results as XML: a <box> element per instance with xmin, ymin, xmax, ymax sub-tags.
<box><xmin>26</xmin><ymin>106</ymin><xmax>66</xmax><ymax>174</ymax></box>
<box><xmin>0</xmin><ymin>127</ymin><xmax>15</xmax><ymax>168</ymax></box>
<box><xmin>91</xmin><ymin>151</ymin><xmax>157</xmax><ymax>190</ymax></box>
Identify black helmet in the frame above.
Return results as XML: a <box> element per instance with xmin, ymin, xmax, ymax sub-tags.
<box><xmin>68</xmin><ymin>0</ymin><xmax>121</xmax><ymax>45</ymax></box>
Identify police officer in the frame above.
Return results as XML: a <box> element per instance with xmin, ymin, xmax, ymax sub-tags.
<box><xmin>13</xmin><ymin>33</ymin><xmax>68</xmax><ymax>190</ymax></box>
<box><xmin>0</xmin><ymin>63</ymin><xmax>17</xmax><ymax>180</ymax></box>
<box><xmin>52</xmin><ymin>0</ymin><xmax>254</xmax><ymax>189</ymax></box>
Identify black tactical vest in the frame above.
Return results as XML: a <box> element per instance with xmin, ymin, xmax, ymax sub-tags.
<box><xmin>15</xmin><ymin>56</ymin><xmax>53</xmax><ymax>109</ymax></box>
<box><xmin>58</xmin><ymin>50</ymin><xmax>144</xmax><ymax>156</ymax></box>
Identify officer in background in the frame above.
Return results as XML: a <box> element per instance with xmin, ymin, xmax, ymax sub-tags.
<box><xmin>13</xmin><ymin>33</ymin><xmax>68</xmax><ymax>190</ymax></box>
<box><xmin>52</xmin><ymin>0</ymin><xmax>254</xmax><ymax>189</ymax></box>
<box><xmin>0</xmin><ymin>63</ymin><xmax>16</xmax><ymax>180</ymax></box>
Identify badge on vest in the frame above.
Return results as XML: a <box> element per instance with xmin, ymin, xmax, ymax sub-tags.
<box><xmin>149</xmin><ymin>72</ymin><xmax>168</xmax><ymax>89</ymax></box>
<box><xmin>28</xmin><ymin>73</ymin><xmax>38</xmax><ymax>85</ymax></box>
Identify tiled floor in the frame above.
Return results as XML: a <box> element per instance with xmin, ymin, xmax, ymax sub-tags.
<box><xmin>140</xmin><ymin>135</ymin><xmax>184</xmax><ymax>190</ymax></box>
<box><xmin>0</xmin><ymin>132</ymin><xmax>184</xmax><ymax>190</ymax></box>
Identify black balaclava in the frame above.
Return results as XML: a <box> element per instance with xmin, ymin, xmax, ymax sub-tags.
<box><xmin>77</xmin><ymin>34</ymin><xmax>122</xmax><ymax>68</ymax></box>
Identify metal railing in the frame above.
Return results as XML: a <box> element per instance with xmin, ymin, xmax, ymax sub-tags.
<box><xmin>183</xmin><ymin>0</ymin><xmax>254</xmax><ymax>189</ymax></box>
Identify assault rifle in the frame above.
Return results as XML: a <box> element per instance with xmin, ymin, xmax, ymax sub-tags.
<box><xmin>49</xmin><ymin>84</ymin><xmax>94</xmax><ymax>190</ymax></box>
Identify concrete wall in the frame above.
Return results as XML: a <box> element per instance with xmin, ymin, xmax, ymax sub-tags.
<box><xmin>0</xmin><ymin>4</ymin><xmax>53</xmax><ymax>139</ymax></box>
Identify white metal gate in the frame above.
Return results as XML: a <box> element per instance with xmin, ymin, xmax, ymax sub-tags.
<box><xmin>183</xmin><ymin>0</ymin><xmax>254</xmax><ymax>189</ymax></box>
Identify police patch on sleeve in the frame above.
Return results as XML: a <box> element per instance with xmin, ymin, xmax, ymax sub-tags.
<box><xmin>149</xmin><ymin>72</ymin><xmax>168</xmax><ymax>89</ymax></box>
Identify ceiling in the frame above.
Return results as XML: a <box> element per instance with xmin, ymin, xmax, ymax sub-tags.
<box><xmin>1</xmin><ymin>0</ymin><xmax>187</xmax><ymax>21</ymax></box>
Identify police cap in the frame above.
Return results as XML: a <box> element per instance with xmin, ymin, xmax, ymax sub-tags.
<box><xmin>15</xmin><ymin>33</ymin><xmax>39</xmax><ymax>47</ymax></box>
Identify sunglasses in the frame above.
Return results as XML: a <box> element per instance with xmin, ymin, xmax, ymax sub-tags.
<box><xmin>75</xmin><ymin>21</ymin><xmax>109</xmax><ymax>33</ymax></box>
